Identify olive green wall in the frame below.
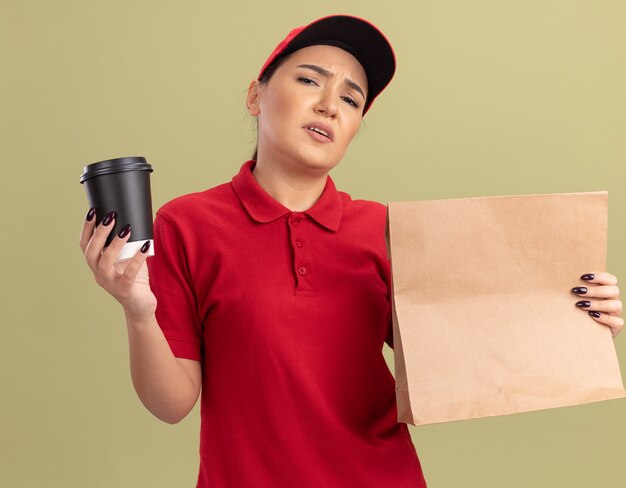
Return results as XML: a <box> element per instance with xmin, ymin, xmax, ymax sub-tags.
<box><xmin>2</xmin><ymin>1</ymin><xmax>625</xmax><ymax>486</ymax></box>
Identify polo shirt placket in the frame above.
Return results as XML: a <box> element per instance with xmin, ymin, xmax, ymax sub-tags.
<box><xmin>287</xmin><ymin>212</ymin><xmax>315</xmax><ymax>295</ymax></box>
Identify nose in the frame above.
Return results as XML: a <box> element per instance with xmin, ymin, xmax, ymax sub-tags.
<box><xmin>313</xmin><ymin>87</ymin><xmax>338</xmax><ymax>118</ymax></box>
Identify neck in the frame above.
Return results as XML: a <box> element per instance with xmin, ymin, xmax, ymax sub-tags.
<box><xmin>252</xmin><ymin>157</ymin><xmax>328</xmax><ymax>212</ymax></box>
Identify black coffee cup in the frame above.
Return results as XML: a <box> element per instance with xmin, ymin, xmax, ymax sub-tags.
<box><xmin>80</xmin><ymin>156</ymin><xmax>154</xmax><ymax>260</ymax></box>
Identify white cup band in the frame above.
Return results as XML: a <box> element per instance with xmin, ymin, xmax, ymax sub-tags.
<box><xmin>115</xmin><ymin>239</ymin><xmax>155</xmax><ymax>261</ymax></box>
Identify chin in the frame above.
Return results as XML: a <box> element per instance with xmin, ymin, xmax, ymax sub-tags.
<box><xmin>296</xmin><ymin>149</ymin><xmax>343</xmax><ymax>173</ymax></box>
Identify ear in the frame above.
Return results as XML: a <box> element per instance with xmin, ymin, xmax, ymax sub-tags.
<box><xmin>246</xmin><ymin>79</ymin><xmax>261</xmax><ymax>116</ymax></box>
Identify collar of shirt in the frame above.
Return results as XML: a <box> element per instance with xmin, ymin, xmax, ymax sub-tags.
<box><xmin>231</xmin><ymin>160</ymin><xmax>343</xmax><ymax>232</ymax></box>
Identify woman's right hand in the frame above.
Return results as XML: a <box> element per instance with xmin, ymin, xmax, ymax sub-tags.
<box><xmin>79</xmin><ymin>208</ymin><xmax>157</xmax><ymax>320</ymax></box>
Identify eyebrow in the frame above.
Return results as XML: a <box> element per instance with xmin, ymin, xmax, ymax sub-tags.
<box><xmin>296</xmin><ymin>64</ymin><xmax>366</xmax><ymax>101</ymax></box>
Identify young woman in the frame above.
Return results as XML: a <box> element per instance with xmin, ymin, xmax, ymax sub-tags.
<box><xmin>79</xmin><ymin>15</ymin><xmax>623</xmax><ymax>488</ymax></box>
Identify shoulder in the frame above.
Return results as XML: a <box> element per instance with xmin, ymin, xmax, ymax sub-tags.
<box><xmin>156</xmin><ymin>181</ymin><xmax>235</xmax><ymax>223</ymax></box>
<box><xmin>337</xmin><ymin>191</ymin><xmax>387</xmax><ymax>236</ymax></box>
<box><xmin>339</xmin><ymin>191</ymin><xmax>386</xmax><ymax>220</ymax></box>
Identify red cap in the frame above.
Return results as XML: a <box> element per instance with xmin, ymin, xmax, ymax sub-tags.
<box><xmin>258</xmin><ymin>15</ymin><xmax>396</xmax><ymax>115</ymax></box>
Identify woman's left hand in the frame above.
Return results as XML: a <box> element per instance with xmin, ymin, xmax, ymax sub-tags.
<box><xmin>572</xmin><ymin>272</ymin><xmax>623</xmax><ymax>338</ymax></box>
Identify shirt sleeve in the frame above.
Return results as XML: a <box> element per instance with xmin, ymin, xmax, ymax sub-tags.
<box><xmin>147</xmin><ymin>211</ymin><xmax>202</xmax><ymax>361</ymax></box>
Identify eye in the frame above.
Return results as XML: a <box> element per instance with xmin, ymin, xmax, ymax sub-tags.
<box><xmin>297</xmin><ymin>77</ymin><xmax>318</xmax><ymax>86</ymax></box>
<box><xmin>341</xmin><ymin>96</ymin><xmax>359</xmax><ymax>109</ymax></box>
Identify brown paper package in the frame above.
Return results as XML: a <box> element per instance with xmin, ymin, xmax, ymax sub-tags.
<box><xmin>387</xmin><ymin>191</ymin><xmax>626</xmax><ymax>426</ymax></box>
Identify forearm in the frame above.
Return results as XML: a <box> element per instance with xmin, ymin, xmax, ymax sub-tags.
<box><xmin>125</xmin><ymin>312</ymin><xmax>199</xmax><ymax>424</ymax></box>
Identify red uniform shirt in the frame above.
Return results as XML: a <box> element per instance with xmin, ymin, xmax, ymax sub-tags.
<box><xmin>147</xmin><ymin>160</ymin><xmax>427</xmax><ymax>487</ymax></box>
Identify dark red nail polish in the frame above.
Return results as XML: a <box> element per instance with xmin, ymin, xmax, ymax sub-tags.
<box><xmin>102</xmin><ymin>211</ymin><xmax>116</xmax><ymax>226</ymax></box>
<box><xmin>86</xmin><ymin>207</ymin><xmax>96</xmax><ymax>222</ymax></box>
<box><xmin>572</xmin><ymin>287</ymin><xmax>587</xmax><ymax>294</ymax></box>
<box><xmin>140</xmin><ymin>241</ymin><xmax>151</xmax><ymax>253</ymax></box>
<box><xmin>576</xmin><ymin>300</ymin><xmax>591</xmax><ymax>308</ymax></box>
<box><xmin>581</xmin><ymin>273</ymin><xmax>595</xmax><ymax>281</ymax></box>
<box><xmin>118</xmin><ymin>224</ymin><xmax>131</xmax><ymax>238</ymax></box>
<box><xmin>589</xmin><ymin>311</ymin><xmax>601</xmax><ymax>318</ymax></box>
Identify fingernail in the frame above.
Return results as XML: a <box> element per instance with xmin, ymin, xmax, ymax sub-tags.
<box><xmin>140</xmin><ymin>241</ymin><xmax>151</xmax><ymax>253</ymax></box>
<box><xmin>572</xmin><ymin>287</ymin><xmax>587</xmax><ymax>295</ymax></box>
<box><xmin>86</xmin><ymin>207</ymin><xmax>96</xmax><ymax>222</ymax></box>
<box><xmin>581</xmin><ymin>273</ymin><xmax>595</xmax><ymax>281</ymax></box>
<box><xmin>102</xmin><ymin>211</ymin><xmax>116</xmax><ymax>226</ymax></box>
<box><xmin>118</xmin><ymin>224</ymin><xmax>131</xmax><ymax>238</ymax></box>
<box><xmin>576</xmin><ymin>300</ymin><xmax>591</xmax><ymax>308</ymax></box>
<box><xmin>589</xmin><ymin>311</ymin><xmax>601</xmax><ymax>318</ymax></box>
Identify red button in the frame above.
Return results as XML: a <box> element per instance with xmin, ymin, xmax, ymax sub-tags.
<box><xmin>298</xmin><ymin>266</ymin><xmax>307</xmax><ymax>275</ymax></box>
<box><xmin>295</xmin><ymin>240</ymin><xmax>303</xmax><ymax>247</ymax></box>
<box><xmin>290</xmin><ymin>218</ymin><xmax>301</xmax><ymax>225</ymax></box>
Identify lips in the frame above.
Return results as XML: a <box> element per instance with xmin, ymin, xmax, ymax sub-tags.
<box><xmin>302</xmin><ymin>122</ymin><xmax>334</xmax><ymax>142</ymax></box>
